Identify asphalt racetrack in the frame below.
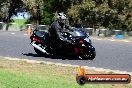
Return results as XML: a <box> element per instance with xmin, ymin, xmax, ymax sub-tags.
<box><xmin>0</xmin><ymin>31</ymin><xmax>132</xmax><ymax>72</ymax></box>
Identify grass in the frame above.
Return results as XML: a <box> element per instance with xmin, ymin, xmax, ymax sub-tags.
<box><xmin>12</xmin><ymin>19</ymin><xmax>27</xmax><ymax>27</ymax></box>
<box><xmin>0</xmin><ymin>70</ymin><xmax>75</xmax><ymax>88</ymax></box>
<box><xmin>107</xmin><ymin>71</ymin><xmax>114</xmax><ymax>74</ymax></box>
<box><xmin>0</xmin><ymin>57</ymin><xmax>131</xmax><ymax>88</ymax></box>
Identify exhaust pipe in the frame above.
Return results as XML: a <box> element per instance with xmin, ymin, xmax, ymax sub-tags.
<box><xmin>31</xmin><ymin>43</ymin><xmax>48</xmax><ymax>54</ymax></box>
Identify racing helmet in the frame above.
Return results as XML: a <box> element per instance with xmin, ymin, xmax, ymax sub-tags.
<box><xmin>57</xmin><ymin>13</ymin><xmax>67</xmax><ymax>25</ymax></box>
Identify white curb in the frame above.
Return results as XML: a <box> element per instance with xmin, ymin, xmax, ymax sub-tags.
<box><xmin>1</xmin><ymin>56</ymin><xmax>132</xmax><ymax>75</ymax></box>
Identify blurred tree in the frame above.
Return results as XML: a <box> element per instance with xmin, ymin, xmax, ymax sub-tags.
<box><xmin>68</xmin><ymin>0</ymin><xmax>132</xmax><ymax>31</ymax></box>
<box><xmin>0</xmin><ymin>0</ymin><xmax>26</xmax><ymax>30</ymax></box>
<box><xmin>1</xmin><ymin>0</ymin><xmax>131</xmax><ymax>31</ymax></box>
<box><xmin>0</xmin><ymin>0</ymin><xmax>10</xmax><ymax>22</ymax></box>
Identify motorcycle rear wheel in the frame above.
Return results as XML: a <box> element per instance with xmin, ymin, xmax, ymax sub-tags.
<box><xmin>34</xmin><ymin>48</ymin><xmax>45</xmax><ymax>56</ymax></box>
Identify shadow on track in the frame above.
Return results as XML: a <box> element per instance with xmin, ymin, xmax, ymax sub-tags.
<box><xmin>22</xmin><ymin>53</ymin><xmax>85</xmax><ymax>60</ymax></box>
<box><xmin>22</xmin><ymin>53</ymin><xmax>43</xmax><ymax>57</ymax></box>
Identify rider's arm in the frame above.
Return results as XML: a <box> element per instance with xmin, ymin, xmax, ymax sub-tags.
<box><xmin>56</xmin><ymin>26</ymin><xmax>72</xmax><ymax>43</ymax></box>
<box><xmin>65</xmin><ymin>25</ymin><xmax>73</xmax><ymax>32</ymax></box>
<box><xmin>51</xmin><ymin>22</ymin><xmax>72</xmax><ymax>43</ymax></box>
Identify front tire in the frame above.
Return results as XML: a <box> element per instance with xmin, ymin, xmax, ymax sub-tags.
<box><xmin>79</xmin><ymin>50</ymin><xmax>96</xmax><ymax>60</ymax></box>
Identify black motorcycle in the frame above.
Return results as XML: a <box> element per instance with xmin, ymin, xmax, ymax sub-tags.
<box><xmin>30</xmin><ymin>26</ymin><xmax>96</xmax><ymax>60</ymax></box>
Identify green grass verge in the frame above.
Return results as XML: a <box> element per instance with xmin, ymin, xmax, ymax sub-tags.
<box><xmin>13</xmin><ymin>19</ymin><xmax>27</xmax><ymax>27</ymax></box>
<box><xmin>0</xmin><ymin>57</ymin><xmax>131</xmax><ymax>88</ymax></box>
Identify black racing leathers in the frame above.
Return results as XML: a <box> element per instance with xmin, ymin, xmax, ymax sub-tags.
<box><xmin>48</xmin><ymin>20</ymin><xmax>71</xmax><ymax>49</ymax></box>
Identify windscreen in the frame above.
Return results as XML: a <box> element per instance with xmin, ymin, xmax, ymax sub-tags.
<box><xmin>72</xmin><ymin>28</ymin><xmax>88</xmax><ymax>38</ymax></box>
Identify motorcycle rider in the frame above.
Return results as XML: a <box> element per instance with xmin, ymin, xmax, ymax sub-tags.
<box><xmin>48</xmin><ymin>12</ymin><xmax>72</xmax><ymax>51</ymax></box>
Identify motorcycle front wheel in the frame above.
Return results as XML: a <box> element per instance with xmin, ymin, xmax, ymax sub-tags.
<box><xmin>79</xmin><ymin>50</ymin><xmax>96</xmax><ymax>60</ymax></box>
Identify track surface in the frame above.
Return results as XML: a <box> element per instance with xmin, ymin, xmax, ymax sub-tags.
<box><xmin>0</xmin><ymin>31</ymin><xmax>132</xmax><ymax>72</ymax></box>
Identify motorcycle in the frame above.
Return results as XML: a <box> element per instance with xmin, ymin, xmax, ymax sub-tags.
<box><xmin>30</xmin><ymin>27</ymin><xmax>96</xmax><ymax>60</ymax></box>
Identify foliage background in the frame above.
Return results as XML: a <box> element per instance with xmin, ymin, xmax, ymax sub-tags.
<box><xmin>0</xmin><ymin>0</ymin><xmax>132</xmax><ymax>31</ymax></box>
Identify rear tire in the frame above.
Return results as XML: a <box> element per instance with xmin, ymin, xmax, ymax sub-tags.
<box><xmin>34</xmin><ymin>48</ymin><xmax>44</xmax><ymax>56</ymax></box>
